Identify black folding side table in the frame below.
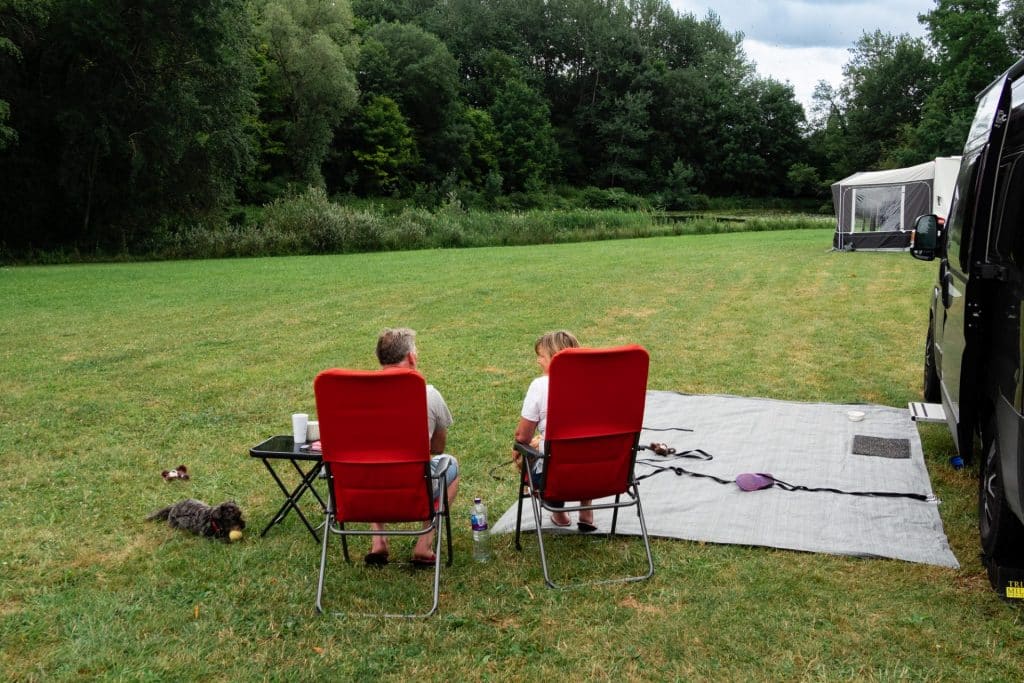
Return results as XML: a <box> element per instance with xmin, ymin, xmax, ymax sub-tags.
<box><xmin>250</xmin><ymin>435</ymin><xmax>326</xmax><ymax>542</ymax></box>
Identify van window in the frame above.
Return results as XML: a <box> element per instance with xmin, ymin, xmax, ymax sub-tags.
<box><xmin>1001</xmin><ymin>155</ymin><xmax>1024</xmax><ymax>265</ymax></box>
<box><xmin>947</xmin><ymin>157</ymin><xmax>978</xmax><ymax>273</ymax></box>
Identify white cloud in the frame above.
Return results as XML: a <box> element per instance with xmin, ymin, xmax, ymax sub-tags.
<box><xmin>742</xmin><ymin>40</ymin><xmax>848</xmax><ymax>112</ymax></box>
<box><xmin>669</xmin><ymin>0</ymin><xmax>931</xmax><ymax>48</ymax></box>
<box><xmin>666</xmin><ymin>1</ymin><xmax>933</xmax><ymax>111</ymax></box>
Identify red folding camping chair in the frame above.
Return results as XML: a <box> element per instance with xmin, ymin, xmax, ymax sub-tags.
<box><xmin>313</xmin><ymin>368</ymin><xmax>452</xmax><ymax>617</ymax></box>
<box><xmin>513</xmin><ymin>345</ymin><xmax>654</xmax><ymax>588</ymax></box>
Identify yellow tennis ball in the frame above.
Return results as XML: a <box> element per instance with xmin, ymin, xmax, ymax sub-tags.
<box><xmin>229</xmin><ymin>530</ymin><xmax>243</xmax><ymax>542</ymax></box>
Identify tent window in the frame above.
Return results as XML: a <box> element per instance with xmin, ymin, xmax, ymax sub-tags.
<box><xmin>851</xmin><ymin>186</ymin><xmax>903</xmax><ymax>232</ymax></box>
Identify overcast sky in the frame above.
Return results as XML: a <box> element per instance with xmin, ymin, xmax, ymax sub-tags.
<box><xmin>667</xmin><ymin>1</ymin><xmax>935</xmax><ymax>112</ymax></box>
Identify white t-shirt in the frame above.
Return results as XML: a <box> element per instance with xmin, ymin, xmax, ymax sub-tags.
<box><xmin>521</xmin><ymin>375</ymin><xmax>549</xmax><ymax>438</ymax></box>
<box><xmin>426</xmin><ymin>384</ymin><xmax>453</xmax><ymax>437</ymax></box>
<box><xmin>425</xmin><ymin>385</ymin><xmax>455</xmax><ymax>498</ymax></box>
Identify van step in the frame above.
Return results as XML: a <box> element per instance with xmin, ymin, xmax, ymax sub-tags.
<box><xmin>908</xmin><ymin>402</ymin><xmax>946</xmax><ymax>423</ymax></box>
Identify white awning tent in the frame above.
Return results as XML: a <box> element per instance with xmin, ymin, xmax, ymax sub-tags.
<box><xmin>831</xmin><ymin>156</ymin><xmax>961</xmax><ymax>251</ymax></box>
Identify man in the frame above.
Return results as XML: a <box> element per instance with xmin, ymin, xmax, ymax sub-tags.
<box><xmin>365</xmin><ymin>328</ymin><xmax>460</xmax><ymax>567</ymax></box>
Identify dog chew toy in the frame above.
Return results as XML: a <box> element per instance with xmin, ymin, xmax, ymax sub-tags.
<box><xmin>229</xmin><ymin>530</ymin><xmax>243</xmax><ymax>542</ymax></box>
<box><xmin>161</xmin><ymin>465</ymin><xmax>190</xmax><ymax>481</ymax></box>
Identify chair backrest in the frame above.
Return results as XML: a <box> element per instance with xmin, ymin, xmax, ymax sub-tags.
<box><xmin>313</xmin><ymin>368</ymin><xmax>433</xmax><ymax>524</ymax></box>
<box><xmin>542</xmin><ymin>345</ymin><xmax>649</xmax><ymax>502</ymax></box>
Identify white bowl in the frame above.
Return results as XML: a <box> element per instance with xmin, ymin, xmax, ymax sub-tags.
<box><xmin>847</xmin><ymin>410</ymin><xmax>866</xmax><ymax>422</ymax></box>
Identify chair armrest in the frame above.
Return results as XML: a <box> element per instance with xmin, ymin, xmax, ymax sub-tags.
<box><xmin>513</xmin><ymin>442</ymin><xmax>543</xmax><ymax>460</ymax></box>
<box><xmin>433</xmin><ymin>456</ymin><xmax>453</xmax><ymax>477</ymax></box>
<box><xmin>427</xmin><ymin>456</ymin><xmax>455</xmax><ymax>514</ymax></box>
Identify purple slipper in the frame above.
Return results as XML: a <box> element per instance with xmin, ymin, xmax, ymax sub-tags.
<box><xmin>735</xmin><ymin>472</ymin><xmax>776</xmax><ymax>491</ymax></box>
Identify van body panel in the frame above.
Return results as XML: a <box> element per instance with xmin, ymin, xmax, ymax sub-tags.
<box><xmin>938</xmin><ymin>265</ymin><xmax>967</xmax><ymax>433</ymax></box>
<box><xmin>996</xmin><ymin>395</ymin><xmax>1023</xmax><ymax>520</ymax></box>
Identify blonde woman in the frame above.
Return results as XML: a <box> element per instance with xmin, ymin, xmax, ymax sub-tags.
<box><xmin>514</xmin><ymin>330</ymin><xmax>597</xmax><ymax>532</ymax></box>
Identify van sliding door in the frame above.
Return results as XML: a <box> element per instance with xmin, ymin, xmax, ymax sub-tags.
<box><xmin>940</xmin><ymin>67</ymin><xmax>1016</xmax><ymax>451</ymax></box>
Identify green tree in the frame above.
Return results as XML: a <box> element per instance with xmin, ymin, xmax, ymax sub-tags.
<box><xmin>629</xmin><ymin>10</ymin><xmax>759</xmax><ymax>195</ymax></box>
<box><xmin>806</xmin><ymin>32</ymin><xmax>937</xmax><ymax>182</ymax></box>
<box><xmin>0</xmin><ymin>0</ymin><xmax>51</xmax><ymax>151</ymax></box>
<box><xmin>844</xmin><ymin>31</ymin><xmax>936</xmax><ymax>168</ymax></box>
<box><xmin>357</xmin><ymin>21</ymin><xmax>459</xmax><ymax>183</ymax></box>
<box><xmin>489</xmin><ymin>77</ymin><xmax>558</xmax><ymax>192</ymax></box>
<box><xmin>658</xmin><ymin>159</ymin><xmax>699</xmax><ymax>209</ymax></box>
<box><xmin>786</xmin><ymin>162</ymin><xmax>823</xmax><ymax>198</ymax></box>
<box><xmin>808</xmin><ymin>81</ymin><xmax>866</xmax><ymax>182</ymax></box>
<box><xmin>454</xmin><ymin>106</ymin><xmax>501</xmax><ymax>187</ymax></box>
<box><xmin>0</xmin><ymin>0</ymin><xmax>258</xmax><ymax>250</ymax></box>
<box><xmin>348</xmin><ymin>0</ymin><xmax>805</xmax><ymax>198</ymax></box>
<box><xmin>350</xmin><ymin>95</ymin><xmax>417</xmax><ymax>195</ymax></box>
<box><xmin>906</xmin><ymin>0</ymin><xmax>1013</xmax><ymax>160</ymax></box>
<box><xmin>255</xmin><ymin>0</ymin><xmax>360</xmax><ymax>188</ymax></box>
<box><xmin>595</xmin><ymin>90</ymin><xmax>653</xmax><ymax>190</ymax></box>
<box><xmin>743</xmin><ymin>78</ymin><xmax>806</xmax><ymax>195</ymax></box>
<box><xmin>350</xmin><ymin>0</ymin><xmax>434</xmax><ymax>24</ymax></box>
<box><xmin>1004</xmin><ymin>0</ymin><xmax>1024</xmax><ymax>55</ymax></box>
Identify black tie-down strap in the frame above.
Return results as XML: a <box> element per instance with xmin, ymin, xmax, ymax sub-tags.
<box><xmin>635</xmin><ymin>450</ymin><xmax>722</xmax><ymax>484</ymax></box>
<box><xmin>766</xmin><ymin>476</ymin><xmax>934</xmax><ymax>502</ymax></box>
<box><xmin>634</xmin><ymin>453</ymin><xmax>936</xmax><ymax>502</ymax></box>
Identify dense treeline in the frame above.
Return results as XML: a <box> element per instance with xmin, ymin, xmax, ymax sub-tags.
<box><xmin>0</xmin><ymin>0</ymin><xmax>1021</xmax><ymax>256</ymax></box>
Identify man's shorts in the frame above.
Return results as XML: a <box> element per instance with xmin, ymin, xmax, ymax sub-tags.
<box><xmin>431</xmin><ymin>454</ymin><xmax>459</xmax><ymax>500</ymax></box>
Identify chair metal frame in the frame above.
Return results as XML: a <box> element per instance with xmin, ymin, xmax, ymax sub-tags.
<box><xmin>313</xmin><ymin>368</ymin><xmax>453</xmax><ymax>618</ymax></box>
<box><xmin>315</xmin><ymin>460</ymin><xmax>452</xmax><ymax>617</ymax></box>
<box><xmin>513</xmin><ymin>345</ymin><xmax>655</xmax><ymax>589</ymax></box>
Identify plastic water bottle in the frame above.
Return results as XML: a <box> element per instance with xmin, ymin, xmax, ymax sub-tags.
<box><xmin>471</xmin><ymin>497</ymin><xmax>491</xmax><ymax>562</ymax></box>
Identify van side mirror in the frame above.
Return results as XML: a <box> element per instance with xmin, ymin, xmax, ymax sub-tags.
<box><xmin>911</xmin><ymin>214</ymin><xmax>939</xmax><ymax>261</ymax></box>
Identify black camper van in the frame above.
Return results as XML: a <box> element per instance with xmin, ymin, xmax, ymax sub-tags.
<box><xmin>911</xmin><ymin>57</ymin><xmax>1024</xmax><ymax>587</ymax></box>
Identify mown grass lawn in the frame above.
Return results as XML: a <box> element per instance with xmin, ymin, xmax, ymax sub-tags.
<box><xmin>2</xmin><ymin>228</ymin><xmax>1021</xmax><ymax>680</ymax></box>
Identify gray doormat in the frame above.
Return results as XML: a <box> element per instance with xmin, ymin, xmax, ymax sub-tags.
<box><xmin>852</xmin><ymin>435</ymin><xmax>911</xmax><ymax>459</ymax></box>
<box><xmin>491</xmin><ymin>392</ymin><xmax>959</xmax><ymax>569</ymax></box>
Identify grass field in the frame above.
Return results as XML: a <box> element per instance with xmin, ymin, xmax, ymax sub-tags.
<box><xmin>2</xmin><ymin>228</ymin><xmax>1023</xmax><ymax>680</ymax></box>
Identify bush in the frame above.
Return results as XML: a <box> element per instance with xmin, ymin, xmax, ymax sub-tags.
<box><xmin>259</xmin><ymin>187</ymin><xmax>383</xmax><ymax>253</ymax></box>
<box><xmin>7</xmin><ymin>187</ymin><xmax>833</xmax><ymax>264</ymax></box>
<box><xmin>578</xmin><ymin>186</ymin><xmax>651</xmax><ymax>211</ymax></box>
<box><xmin>657</xmin><ymin>160</ymin><xmax>700</xmax><ymax>210</ymax></box>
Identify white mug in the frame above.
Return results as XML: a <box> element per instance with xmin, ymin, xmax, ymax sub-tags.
<box><xmin>291</xmin><ymin>413</ymin><xmax>309</xmax><ymax>444</ymax></box>
<box><xmin>306</xmin><ymin>420</ymin><xmax>320</xmax><ymax>442</ymax></box>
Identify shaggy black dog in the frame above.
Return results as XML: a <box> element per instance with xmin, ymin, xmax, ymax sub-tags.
<box><xmin>146</xmin><ymin>499</ymin><xmax>246</xmax><ymax>541</ymax></box>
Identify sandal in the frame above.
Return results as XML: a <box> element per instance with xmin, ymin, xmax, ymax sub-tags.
<box><xmin>577</xmin><ymin>520</ymin><xmax>598</xmax><ymax>533</ymax></box>
<box><xmin>411</xmin><ymin>555</ymin><xmax>436</xmax><ymax>569</ymax></box>
<box><xmin>363</xmin><ymin>551</ymin><xmax>389</xmax><ymax>566</ymax></box>
<box><xmin>550</xmin><ymin>513</ymin><xmax>572</xmax><ymax>527</ymax></box>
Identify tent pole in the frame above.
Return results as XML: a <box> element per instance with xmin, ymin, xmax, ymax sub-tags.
<box><xmin>849</xmin><ymin>189</ymin><xmax>856</xmax><ymax>245</ymax></box>
<box><xmin>900</xmin><ymin>185</ymin><xmax>906</xmax><ymax>231</ymax></box>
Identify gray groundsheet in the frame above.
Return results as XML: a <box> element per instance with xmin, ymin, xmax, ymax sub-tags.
<box><xmin>490</xmin><ymin>391</ymin><xmax>959</xmax><ymax>569</ymax></box>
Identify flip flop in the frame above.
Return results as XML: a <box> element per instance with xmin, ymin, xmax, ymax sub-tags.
<box><xmin>364</xmin><ymin>551</ymin><xmax>389</xmax><ymax>566</ymax></box>
<box><xmin>411</xmin><ymin>555</ymin><xmax>436</xmax><ymax>569</ymax></box>
<box><xmin>550</xmin><ymin>513</ymin><xmax>572</xmax><ymax>527</ymax></box>
<box><xmin>577</xmin><ymin>521</ymin><xmax>598</xmax><ymax>533</ymax></box>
